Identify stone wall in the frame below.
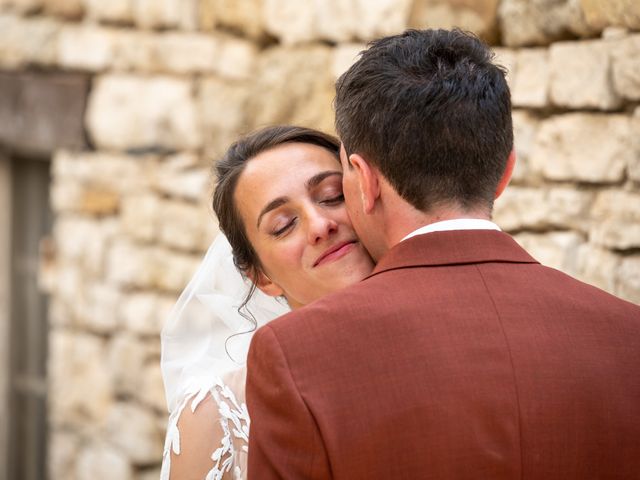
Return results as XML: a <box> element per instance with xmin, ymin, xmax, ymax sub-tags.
<box><xmin>0</xmin><ymin>0</ymin><xmax>638</xmax><ymax>478</ymax></box>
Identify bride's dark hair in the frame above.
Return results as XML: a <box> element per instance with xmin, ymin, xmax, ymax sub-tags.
<box><xmin>212</xmin><ymin>125</ymin><xmax>341</xmax><ymax>321</ymax></box>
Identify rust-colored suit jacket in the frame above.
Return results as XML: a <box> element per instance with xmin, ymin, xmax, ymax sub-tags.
<box><xmin>246</xmin><ymin>230</ymin><xmax>640</xmax><ymax>479</ymax></box>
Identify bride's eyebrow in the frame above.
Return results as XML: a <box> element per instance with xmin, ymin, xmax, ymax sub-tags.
<box><xmin>305</xmin><ymin>170</ymin><xmax>342</xmax><ymax>189</ymax></box>
<box><xmin>257</xmin><ymin>197</ymin><xmax>289</xmax><ymax>228</ymax></box>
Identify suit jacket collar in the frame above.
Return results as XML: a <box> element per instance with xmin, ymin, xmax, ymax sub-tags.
<box><xmin>370</xmin><ymin>230</ymin><xmax>538</xmax><ymax>277</ymax></box>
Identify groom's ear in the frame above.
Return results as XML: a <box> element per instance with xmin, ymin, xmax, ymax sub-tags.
<box><xmin>248</xmin><ymin>269</ymin><xmax>285</xmax><ymax>298</ymax></box>
<box><xmin>495</xmin><ymin>149</ymin><xmax>516</xmax><ymax>200</ymax></box>
<box><xmin>348</xmin><ymin>153</ymin><xmax>380</xmax><ymax>214</ymax></box>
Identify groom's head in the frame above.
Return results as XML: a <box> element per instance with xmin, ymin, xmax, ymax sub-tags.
<box><xmin>335</xmin><ymin>29</ymin><xmax>514</xmax><ymax>258</ymax></box>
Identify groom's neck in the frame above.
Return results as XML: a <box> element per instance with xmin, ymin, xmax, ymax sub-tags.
<box><xmin>382</xmin><ymin>202</ymin><xmax>492</xmax><ymax>254</ymax></box>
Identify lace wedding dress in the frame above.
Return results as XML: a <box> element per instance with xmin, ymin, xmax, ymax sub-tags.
<box><xmin>160</xmin><ymin>236</ymin><xmax>289</xmax><ymax>480</ymax></box>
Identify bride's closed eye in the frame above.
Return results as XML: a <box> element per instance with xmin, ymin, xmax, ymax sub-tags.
<box><xmin>319</xmin><ymin>193</ymin><xmax>345</xmax><ymax>205</ymax></box>
<box><xmin>271</xmin><ymin>217</ymin><xmax>297</xmax><ymax>237</ymax></box>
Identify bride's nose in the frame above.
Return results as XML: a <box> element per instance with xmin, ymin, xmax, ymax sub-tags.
<box><xmin>307</xmin><ymin>210</ymin><xmax>338</xmax><ymax>245</ymax></box>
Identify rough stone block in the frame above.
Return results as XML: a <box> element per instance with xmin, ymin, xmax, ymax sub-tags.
<box><xmin>493</xmin><ymin>187</ymin><xmax>547</xmax><ymax>231</ymax></box>
<box><xmin>512</xmin><ymin>48</ymin><xmax>549</xmax><ymax>108</ymax></box>
<box><xmin>139</xmin><ymin>362</ymin><xmax>167</xmax><ymax>413</ymax></box>
<box><xmin>49</xmin><ymin>330</ymin><xmax>113</xmax><ymax>427</ymax></box>
<box><xmin>409</xmin><ymin>0</ymin><xmax>499</xmax><ymax>42</ymax></box>
<box><xmin>494</xmin><ymin>186</ymin><xmax>593</xmax><ymax>232</ymax></box>
<box><xmin>79</xmin><ymin>283</ymin><xmax>122</xmax><ymax>334</ymax></box>
<box><xmin>491</xmin><ymin>47</ymin><xmax>517</xmax><ymax>89</ymax></box>
<box><xmin>50</xmin><ymin>181</ymin><xmax>120</xmax><ymax>216</ymax></box>
<box><xmin>208</xmin><ymin>0</ymin><xmax>266</xmax><ymax>38</ymax></box>
<box><xmin>0</xmin><ymin>72</ymin><xmax>88</xmax><ymax>157</ymax></box>
<box><xmin>106</xmin><ymin>241</ymin><xmax>200</xmax><ymax>292</ymax></box>
<box><xmin>511</xmin><ymin>110</ymin><xmax>540</xmax><ymax>183</ymax></box>
<box><xmin>590</xmin><ymin>190</ymin><xmax>640</xmax><ymax>250</ymax></box>
<box><xmin>0</xmin><ymin>15</ymin><xmax>59</xmax><ymax>68</ymax></box>
<box><xmin>264</xmin><ymin>0</ymin><xmax>412</xmax><ymax>44</ymax></box>
<box><xmin>107</xmin><ymin>334</ymin><xmax>147</xmax><ymax>396</ymax></box>
<box><xmin>576</xmin><ymin>243</ymin><xmax>621</xmax><ymax>294</ymax></box>
<box><xmin>109</xmin><ymin>31</ymin><xmax>156</xmax><ymax>72</ymax></box>
<box><xmin>514</xmin><ymin>231</ymin><xmax>584</xmax><ymax>276</ymax></box>
<box><xmin>580</xmin><ymin>0</ymin><xmax>640</xmax><ymax>31</ymax></box>
<box><xmin>43</xmin><ymin>0</ymin><xmax>83</xmax><ymax>19</ymax></box>
<box><xmin>76</xmin><ymin>442</ymin><xmax>133</xmax><ymax>480</ymax></box>
<box><xmin>611</xmin><ymin>34</ymin><xmax>640</xmax><ymax>101</ymax></box>
<box><xmin>248</xmin><ymin>46</ymin><xmax>335</xmax><ymax>134</ymax></box>
<box><xmin>215</xmin><ymin>34</ymin><xmax>258</xmax><ymax>80</ymax></box>
<box><xmin>48</xmin><ymin>430</ymin><xmax>80</xmax><ymax>480</ymax></box>
<box><xmin>83</xmin><ymin>0</ymin><xmax>133</xmax><ymax>24</ymax></box>
<box><xmin>530</xmin><ymin>113</ymin><xmax>631</xmax><ymax>183</ymax></box>
<box><xmin>119</xmin><ymin>292</ymin><xmax>163</xmax><ymax>335</ymax></box>
<box><xmin>263</xmin><ymin>0</ymin><xmax>319</xmax><ymax>44</ymax></box>
<box><xmin>86</xmin><ymin>74</ymin><xmax>201</xmax><ymax>151</ymax></box>
<box><xmin>545</xmin><ymin>188</ymin><xmax>595</xmax><ymax>232</ymax></box>
<box><xmin>589</xmin><ymin>219</ymin><xmax>640</xmax><ymax>250</ymax></box>
<box><xmin>57</xmin><ymin>26</ymin><xmax>118</xmax><ymax>71</ymax></box>
<box><xmin>134</xmin><ymin>0</ymin><xmax>198</xmax><ymax>30</ymax></box>
<box><xmin>499</xmin><ymin>0</ymin><xmax>595</xmax><ymax>47</ymax></box>
<box><xmin>53</xmin><ymin>216</ymin><xmax>118</xmax><ymax>277</ymax></box>
<box><xmin>550</xmin><ymin>39</ymin><xmax>621</xmax><ymax>110</ymax></box>
<box><xmin>332</xmin><ymin>43</ymin><xmax>365</xmax><ymax>81</ymax></box>
<box><xmin>154</xmin><ymin>248</ymin><xmax>202</xmax><ymax>293</ymax></box>
<box><xmin>52</xmin><ymin>151</ymin><xmax>156</xmax><ymax>192</ymax></box>
<box><xmin>120</xmin><ymin>193</ymin><xmax>162</xmax><ymax>242</ymax></box>
<box><xmin>104</xmin><ymin>403</ymin><xmax>164</xmax><ymax>466</ymax></box>
<box><xmin>618</xmin><ymin>256</ymin><xmax>640</xmax><ymax>304</ymax></box>
<box><xmin>47</xmin><ymin>297</ymin><xmax>70</xmax><ymax>329</ymax></box>
<box><xmin>47</xmin><ymin>264</ymin><xmax>84</xmax><ymax>323</ymax></box>
<box><xmin>157</xmin><ymin>200</ymin><xmax>216</xmax><ymax>251</ymax></box>
<box><xmin>152</xmin><ymin>154</ymin><xmax>209</xmax><ymax>202</ymax></box>
<box><xmin>106</xmin><ymin>241</ymin><xmax>157</xmax><ymax>289</ymax></box>
<box><xmin>198</xmin><ymin>76</ymin><xmax>251</xmax><ymax>156</ymax></box>
<box><xmin>154</xmin><ymin>32</ymin><xmax>218</xmax><ymax>74</ymax></box>
<box><xmin>630</xmin><ymin>108</ymin><xmax>640</xmax><ymax>182</ymax></box>
<box><xmin>198</xmin><ymin>0</ymin><xmax>217</xmax><ymax>30</ymax></box>
<box><xmin>5</xmin><ymin>0</ymin><xmax>41</xmax><ymax>14</ymax></box>
<box><xmin>349</xmin><ymin>0</ymin><xmax>413</xmax><ymax>42</ymax></box>
<box><xmin>103</xmin><ymin>31</ymin><xmax>256</xmax><ymax>76</ymax></box>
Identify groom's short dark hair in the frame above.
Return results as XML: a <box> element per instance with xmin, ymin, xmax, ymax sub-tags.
<box><xmin>335</xmin><ymin>29</ymin><xmax>513</xmax><ymax>213</ymax></box>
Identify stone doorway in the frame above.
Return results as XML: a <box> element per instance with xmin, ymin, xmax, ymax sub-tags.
<box><xmin>0</xmin><ymin>71</ymin><xmax>88</xmax><ymax>480</ymax></box>
<box><xmin>7</xmin><ymin>154</ymin><xmax>52</xmax><ymax>480</ymax></box>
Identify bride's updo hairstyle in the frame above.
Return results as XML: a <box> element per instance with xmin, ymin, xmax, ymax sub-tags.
<box><xmin>212</xmin><ymin>125</ymin><xmax>341</xmax><ymax>313</ymax></box>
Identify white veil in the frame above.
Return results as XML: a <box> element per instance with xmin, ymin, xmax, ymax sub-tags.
<box><xmin>160</xmin><ymin>234</ymin><xmax>290</xmax><ymax>413</ymax></box>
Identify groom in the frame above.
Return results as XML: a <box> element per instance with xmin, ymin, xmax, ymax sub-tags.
<box><xmin>246</xmin><ymin>29</ymin><xmax>640</xmax><ymax>478</ymax></box>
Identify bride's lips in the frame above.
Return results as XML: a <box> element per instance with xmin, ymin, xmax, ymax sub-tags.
<box><xmin>313</xmin><ymin>241</ymin><xmax>357</xmax><ymax>267</ymax></box>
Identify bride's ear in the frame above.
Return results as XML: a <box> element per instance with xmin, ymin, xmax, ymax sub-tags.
<box><xmin>249</xmin><ymin>269</ymin><xmax>285</xmax><ymax>298</ymax></box>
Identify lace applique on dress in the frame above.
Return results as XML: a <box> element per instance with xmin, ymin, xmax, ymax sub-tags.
<box><xmin>207</xmin><ymin>377</ymin><xmax>250</xmax><ymax>479</ymax></box>
<box><xmin>161</xmin><ymin>374</ymin><xmax>250</xmax><ymax>480</ymax></box>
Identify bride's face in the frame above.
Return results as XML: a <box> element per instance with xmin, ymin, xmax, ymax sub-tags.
<box><xmin>234</xmin><ymin>142</ymin><xmax>374</xmax><ymax>308</ymax></box>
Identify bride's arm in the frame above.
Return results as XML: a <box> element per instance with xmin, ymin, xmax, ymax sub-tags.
<box><xmin>169</xmin><ymin>395</ymin><xmax>219</xmax><ymax>480</ymax></box>
<box><xmin>165</xmin><ymin>368</ymin><xmax>250</xmax><ymax>480</ymax></box>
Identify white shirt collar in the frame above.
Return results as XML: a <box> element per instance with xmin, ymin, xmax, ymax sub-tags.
<box><xmin>401</xmin><ymin>218</ymin><xmax>501</xmax><ymax>242</ymax></box>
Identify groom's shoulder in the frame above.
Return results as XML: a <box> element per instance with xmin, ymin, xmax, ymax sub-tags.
<box><xmin>261</xmin><ymin>273</ymin><xmax>384</xmax><ymax>336</ymax></box>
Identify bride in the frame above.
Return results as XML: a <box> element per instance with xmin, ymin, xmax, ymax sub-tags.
<box><xmin>160</xmin><ymin>126</ymin><xmax>375</xmax><ymax>480</ymax></box>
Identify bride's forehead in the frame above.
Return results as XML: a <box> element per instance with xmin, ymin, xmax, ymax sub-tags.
<box><xmin>242</xmin><ymin>144</ymin><xmax>339</xmax><ymax>181</ymax></box>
